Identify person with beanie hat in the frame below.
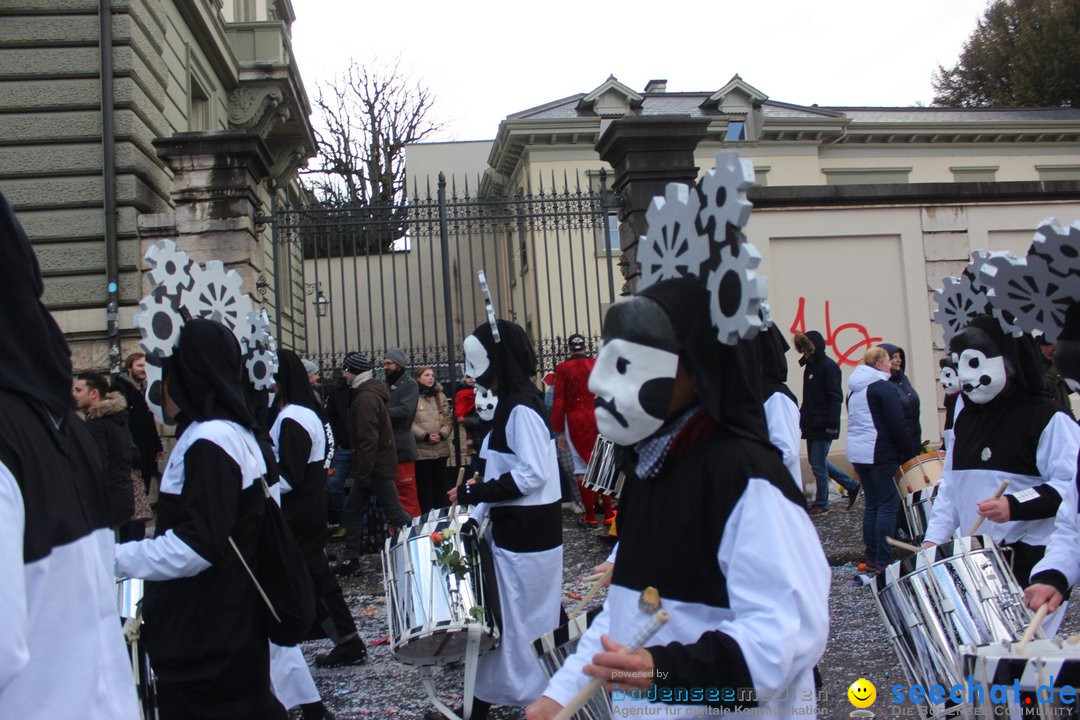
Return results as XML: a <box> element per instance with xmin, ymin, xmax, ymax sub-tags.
<box><xmin>383</xmin><ymin>349</ymin><xmax>421</xmax><ymax>516</ymax></box>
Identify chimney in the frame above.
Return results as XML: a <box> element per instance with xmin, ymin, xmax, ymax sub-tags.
<box><xmin>644</xmin><ymin>79</ymin><xmax>667</xmax><ymax>94</ymax></box>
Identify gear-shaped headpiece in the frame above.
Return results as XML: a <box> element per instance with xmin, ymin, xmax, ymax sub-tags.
<box><xmin>636</xmin><ymin>152</ymin><xmax>765</xmax><ymax>346</ymax></box>
<box><xmin>182</xmin><ymin>260</ymin><xmax>253</xmax><ymax>336</ymax></box>
<box><xmin>1031</xmin><ymin>218</ymin><xmax>1080</xmax><ymax>279</ymax></box>
<box><xmin>134</xmin><ymin>291</ymin><xmax>184</xmax><ymax>359</ymax></box>
<box><xmin>145</xmin><ymin>239</ymin><xmax>193</xmax><ymax>295</ymax></box>
<box><xmin>933</xmin><ymin>274</ymin><xmax>988</xmax><ymax>345</ymax></box>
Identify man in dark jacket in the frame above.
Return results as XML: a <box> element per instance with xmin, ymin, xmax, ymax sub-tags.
<box><xmin>337</xmin><ymin>352</ymin><xmax>413</xmax><ymax>575</ymax></box>
<box><xmin>325</xmin><ymin>369</ymin><xmax>354</xmax><ymax>530</ymax></box>
<box><xmin>794</xmin><ymin>331</ymin><xmax>860</xmax><ymax>514</ymax></box>
<box><xmin>111</xmin><ymin>352</ymin><xmax>162</xmax><ymax>493</ymax></box>
<box><xmin>74</xmin><ymin>372</ymin><xmax>135</xmax><ymax>531</ymax></box>
<box><xmin>383</xmin><ymin>348</ymin><xmax>420</xmax><ymax>516</ymax></box>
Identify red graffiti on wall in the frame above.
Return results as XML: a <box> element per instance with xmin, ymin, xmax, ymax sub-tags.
<box><xmin>789</xmin><ymin>296</ymin><xmax>882</xmax><ymax>367</ymax></box>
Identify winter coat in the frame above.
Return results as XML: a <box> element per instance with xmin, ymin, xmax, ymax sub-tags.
<box><xmin>798</xmin><ymin>331</ymin><xmax>844</xmax><ymax>441</ymax></box>
<box><xmin>111</xmin><ymin>373</ymin><xmax>161</xmax><ymax>477</ymax></box>
<box><xmin>412</xmin><ymin>385</ymin><xmax>451</xmax><ymax>461</ymax></box>
<box><xmin>349</xmin><ymin>378</ymin><xmax>398</xmax><ymax>487</ymax></box>
<box><xmin>550</xmin><ymin>355</ymin><xmax>599</xmax><ymax>462</ymax></box>
<box><xmin>83</xmin><ymin>392</ymin><xmax>135</xmax><ymax>527</ymax></box>
<box><xmin>326</xmin><ymin>377</ymin><xmax>353</xmax><ymax>450</ymax></box>
<box><xmin>878</xmin><ymin>343</ymin><xmax>922</xmax><ymax>450</ymax></box>
<box><xmin>386</xmin><ymin>369</ymin><xmax>418</xmax><ymax>462</ymax></box>
<box><xmin>845</xmin><ymin>364</ymin><xmax>917</xmax><ymax>466</ymax></box>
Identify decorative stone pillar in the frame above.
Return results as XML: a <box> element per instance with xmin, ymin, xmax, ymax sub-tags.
<box><xmin>150</xmin><ymin>130</ymin><xmax>273</xmax><ymax>299</ymax></box>
<box><xmin>595</xmin><ymin>116</ymin><xmax>711</xmax><ymax>294</ymax></box>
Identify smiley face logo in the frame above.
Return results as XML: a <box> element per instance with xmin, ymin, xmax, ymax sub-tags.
<box><xmin>848</xmin><ymin>678</ymin><xmax>876</xmax><ymax>708</ymax></box>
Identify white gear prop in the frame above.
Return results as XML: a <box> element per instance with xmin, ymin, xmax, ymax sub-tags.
<box><xmin>695</xmin><ymin>151</ymin><xmax>755</xmax><ymax>241</ymax></box>
<box><xmin>145</xmin><ymin>239</ymin><xmax>193</xmax><ymax>295</ymax></box>
<box><xmin>182</xmin><ymin>260</ymin><xmax>253</xmax><ymax>336</ymax></box>
<box><xmin>133</xmin><ymin>291</ymin><xmax>184</xmax><ymax>359</ymax></box>
<box><xmin>241</xmin><ymin>309</ymin><xmax>279</xmax><ymax>391</ymax></box>
<box><xmin>143</xmin><ymin>357</ymin><xmax>165</xmax><ymax>426</ymax></box>
<box><xmin>636</xmin><ymin>152</ymin><xmax>766</xmax><ymax>346</ymax></box>
<box><xmin>637</xmin><ymin>183</ymin><xmax>709</xmax><ymax>288</ymax></box>
<box><xmin>1031</xmin><ymin>218</ymin><xmax>1080</xmax><ymax>278</ymax></box>
<box><xmin>478</xmin><ymin>269</ymin><xmax>500</xmax><ymax>344</ymax></box>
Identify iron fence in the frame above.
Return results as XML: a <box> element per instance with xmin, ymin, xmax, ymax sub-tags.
<box><xmin>271</xmin><ymin>171</ymin><xmax>620</xmax><ymax>385</ymax></box>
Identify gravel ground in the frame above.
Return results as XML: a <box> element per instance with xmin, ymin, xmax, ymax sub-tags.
<box><xmin>302</xmin><ymin>494</ymin><xmax>1080</xmax><ymax>719</ymax></box>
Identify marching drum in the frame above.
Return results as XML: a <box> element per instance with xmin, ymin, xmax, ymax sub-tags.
<box><xmin>961</xmin><ymin>639</ymin><xmax>1080</xmax><ymax>719</ymax></box>
<box><xmin>382</xmin><ymin>507</ymin><xmax>499</xmax><ymax>666</ymax></box>
<box><xmin>116</xmin><ymin>577</ymin><xmax>158</xmax><ymax>720</ymax></box>
<box><xmin>903</xmin><ymin>485</ymin><xmax>941</xmax><ymax>543</ymax></box>
<box><xmin>871</xmin><ymin>536</ymin><xmax>1035</xmax><ymax>717</ymax></box>
<box><xmin>581</xmin><ymin>437</ymin><xmax>624</xmax><ymax>498</ymax></box>
<box><xmin>894</xmin><ymin>451</ymin><xmax>947</xmax><ymax>499</ymax></box>
<box><xmin>532</xmin><ymin>610</ymin><xmax>612</xmax><ymax>720</ymax></box>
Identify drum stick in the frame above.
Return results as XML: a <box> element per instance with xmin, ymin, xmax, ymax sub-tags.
<box><xmin>569</xmin><ymin>566</ymin><xmax>614</xmax><ymax>619</ymax></box>
<box><xmin>967</xmin><ymin>479</ymin><xmax>1011</xmax><ymax>536</ymax></box>
<box><xmin>1018</xmin><ymin>602</ymin><xmax>1048</xmax><ymax>652</ymax></box>
<box><xmin>886</xmin><ymin>536</ymin><xmax>922</xmax><ymax>554</ymax></box>
<box><xmin>447</xmin><ymin>469</ymin><xmax>470</xmax><ymax>523</ymax></box>
<box><xmin>553</xmin><ymin>609</ymin><xmax>669</xmax><ymax>720</ymax></box>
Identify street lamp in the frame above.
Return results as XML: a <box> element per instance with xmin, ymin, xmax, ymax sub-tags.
<box><xmin>306</xmin><ymin>282</ymin><xmax>330</xmax><ymax>318</ymax></box>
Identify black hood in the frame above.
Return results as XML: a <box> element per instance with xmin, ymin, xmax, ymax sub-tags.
<box><xmin>637</xmin><ymin>278</ymin><xmax>769</xmax><ymax>445</ymax></box>
<box><xmin>468</xmin><ymin>319</ymin><xmax>548</xmax><ymax>447</ymax></box>
<box><xmin>757</xmin><ymin>323</ymin><xmax>797</xmax><ymax>404</ymax></box>
<box><xmin>275</xmin><ymin>349</ymin><xmax>321</xmax><ymax>415</ymax></box>
<box><xmin>799</xmin><ymin>330</ymin><xmax>827</xmax><ymax>367</ymax></box>
<box><xmin>949</xmin><ymin>315</ymin><xmax>1046</xmax><ymax>403</ymax></box>
<box><xmin>165</xmin><ymin>318</ymin><xmax>257</xmax><ymax>429</ymax></box>
<box><xmin>878</xmin><ymin>343</ymin><xmax>907</xmax><ymax>375</ymax></box>
<box><xmin>0</xmin><ymin>193</ymin><xmax>74</xmax><ymax>421</ymax></box>
<box><xmin>1056</xmin><ymin>302</ymin><xmax>1080</xmax><ymax>384</ymax></box>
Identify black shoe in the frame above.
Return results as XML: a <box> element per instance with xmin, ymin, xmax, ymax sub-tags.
<box><xmin>331</xmin><ymin>558</ymin><xmax>361</xmax><ymax>576</ymax></box>
<box><xmin>846</xmin><ymin>484</ymin><xmax>861</xmax><ymax>510</ymax></box>
<box><xmin>315</xmin><ymin>637</ymin><xmax>368</xmax><ymax>667</ymax></box>
<box><xmin>301</xmin><ymin>701</ymin><xmax>334</xmax><ymax>720</ymax></box>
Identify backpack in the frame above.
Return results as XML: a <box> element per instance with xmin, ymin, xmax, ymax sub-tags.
<box><xmin>230</xmin><ymin>477</ymin><xmax>316</xmax><ymax>646</ymax></box>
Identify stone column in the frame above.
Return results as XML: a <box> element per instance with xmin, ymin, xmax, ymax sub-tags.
<box><xmin>150</xmin><ymin>130</ymin><xmax>273</xmax><ymax>299</ymax></box>
<box><xmin>595</xmin><ymin>116</ymin><xmax>711</xmax><ymax>294</ymax></box>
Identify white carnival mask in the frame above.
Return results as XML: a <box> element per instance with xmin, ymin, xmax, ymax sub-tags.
<box><xmin>463</xmin><ymin>334</ymin><xmax>491</xmax><ymax>385</ymax></box>
<box><xmin>474</xmin><ymin>384</ymin><xmax>498</xmax><ymax>421</ymax></box>
<box><xmin>953</xmin><ymin>348</ymin><xmax>1007</xmax><ymax>404</ymax></box>
<box><xmin>939</xmin><ymin>365</ymin><xmax>960</xmax><ymax>395</ymax></box>
<box><xmin>588</xmin><ymin>338</ymin><xmax>679</xmax><ymax>446</ymax></box>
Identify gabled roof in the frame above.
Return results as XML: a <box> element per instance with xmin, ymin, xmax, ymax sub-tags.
<box><xmin>701</xmin><ymin>74</ymin><xmax>768</xmax><ymax>110</ymax></box>
<box><xmin>575</xmin><ymin>75</ymin><xmax>644</xmax><ymax>116</ymax></box>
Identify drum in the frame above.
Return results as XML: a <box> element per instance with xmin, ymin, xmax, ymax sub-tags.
<box><xmin>532</xmin><ymin>610</ymin><xmax>612</xmax><ymax>720</ymax></box>
<box><xmin>870</xmin><ymin>536</ymin><xmax>1035</xmax><ymax>717</ymax></box>
<box><xmin>894</xmin><ymin>451</ymin><xmax>947</xmax><ymax>499</ymax></box>
<box><xmin>961</xmin><ymin>638</ymin><xmax>1080</xmax><ymax>719</ymax></box>
<box><xmin>116</xmin><ymin>577</ymin><xmax>158</xmax><ymax>720</ymax></box>
<box><xmin>382</xmin><ymin>507</ymin><xmax>499</xmax><ymax>666</ymax></box>
<box><xmin>902</xmin><ymin>485</ymin><xmax>941</xmax><ymax>543</ymax></box>
<box><xmin>581</xmin><ymin>437</ymin><xmax>623</xmax><ymax>498</ymax></box>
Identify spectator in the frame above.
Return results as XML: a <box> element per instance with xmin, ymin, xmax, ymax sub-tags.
<box><xmin>411</xmin><ymin>366</ymin><xmax>451</xmax><ymax>513</ymax></box>
<box><xmin>73</xmin><ymin>372</ymin><xmax>136</xmax><ymax>535</ymax></box>
<box><xmin>325</xmin><ymin>364</ymin><xmax>354</xmax><ymax>531</ymax></box>
<box><xmin>455</xmin><ymin>375</ymin><xmax>490</xmax><ymax>476</ymax></box>
<box><xmin>383</xmin><ymin>348</ymin><xmax>421</xmax><ymax>516</ymax></box>
<box><xmin>1038</xmin><ymin>337</ymin><xmax>1075</xmax><ymax>417</ymax></box>
<box><xmin>794</xmin><ymin>331</ymin><xmax>860</xmax><ymax>514</ymax></box>
<box><xmin>878</xmin><ymin>343</ymin><xmax>922</xmax><ymax>452</ymax></box>
<box><xmin>111</xmin><ymin>351</ymin><xmax>163</xmax><ymax>495</ymax></box>
<box><xmin>845</xmin><ymin>347</ymin><xmax>917</xmax><ymax>574</ymax></box>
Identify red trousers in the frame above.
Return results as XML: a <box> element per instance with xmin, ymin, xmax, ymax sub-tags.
<box><xmin>395</xmin><ymin>461</ymin><xmax>421</xmax><ymax>517</ymax></box>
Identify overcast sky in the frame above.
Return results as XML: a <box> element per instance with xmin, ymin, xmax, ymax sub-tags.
<box><xmin>290</xmin><ymin>0</ymin><xmax>991</xmax><ymax>142</ymax></box>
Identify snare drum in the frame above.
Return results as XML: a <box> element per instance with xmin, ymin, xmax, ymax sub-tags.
<box><xmin>961</xmin><ymin>638</ymin><xmax>1080</xmax><ymax>719</ymax></box>
<box><xmin>382</xmin><ymin>507</ymin><xmax>499</xmax><ymax>666</ymax></box>
<box><xmin>532</xmin><ymin>610</ymin><xmax>612</xmax><ymax>720</ymax></box>
<box><xmin>582</xmin><ymin>437</ymin><xmax>623</xmax><ymax>498</ymax></box>
<box><xmin>871</xmin><ymin>536</ymin><xmax>1034</xmax><ymax>717</ymax></box>
<box><xmin>894</xmin><ymin>451</ymin><xmax>947</xmax><ymax>499</ymax></box>
<box><xmin>902</xmin><ymin>485</ymin><xmax>941</xmax><ymax>543</ymax></box>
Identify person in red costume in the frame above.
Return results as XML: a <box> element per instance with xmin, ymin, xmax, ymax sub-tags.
<box><xmin>550</xmin><ymin>333</ymin><xmax>614</xmax><ymax>526</ymax></box>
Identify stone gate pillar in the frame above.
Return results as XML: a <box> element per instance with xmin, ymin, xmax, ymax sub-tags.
<box><xmin>595</xmin><ymin>116</ymin><xmax>710</xmax><ymax>294</ymax></box>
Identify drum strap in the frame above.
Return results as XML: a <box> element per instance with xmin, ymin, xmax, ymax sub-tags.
<box><xmin>416</xmin><ymin>626</ymin><xmax>484</xmax><ymax>720</ymax></box>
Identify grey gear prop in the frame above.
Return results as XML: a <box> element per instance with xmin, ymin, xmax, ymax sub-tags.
<box><xmin>981</xmin><ymin>251</ymin><xmax>1080</xmax><ymax>343</ymax></box>
<box><xmin>246</xmin><ymin>348</ymin><xmax>277</xmax><ymax>392</ymax></box>
<box><xmin>134</xmin><ymin>291</ymin><xmax>184</xmax><ymax>359</ymax></box>
<box><xmin>1031</xmin><ymin>217</ymin><xmax>1080</xmax><ymax>278</ymax></box>
<box><xmin>695</xmin><ymin>151</ymin><xmax>755</xmax><ymax>242</ymax></box>
<box><xmin>182</xmin><ymin>260</ymin><xmax>253</xmax><ymax>335</ymax></box>
<box><xmin>145</xmin><ymin>239</ymin><xmax>193</xmax><ymax>295</ymax></box>
<box><xmin>975</xmin><ymin>253</ymin><xmax>1025</xmax><ymax>337</ymax></box>
<box><xmin>241</xmin><ymin>308</ymin><xmax>273</xmax><ymax>354</ymax></box>
<box><xmin>637</xmin><ymin>182</ymin><xmax>709</xmax><ymax>289</ymax></box>
<box><xmin>758</xmin><ymin>300</ymin><xmax>774</xmax><ymax>329</ymax></box>
<box><xmin>143</xmin><ymin>358</ymin><xmax>165</xmax><ymax>426</ymax></box>
<box><xmin>705</xmin><ymin>242</ymin><xmax>767</xmax><ymax>345</ymax></box>
<box><xmin>933</xmin><ymin>275</ymin><xmax>988</xmax><ymax>344</ymax></box>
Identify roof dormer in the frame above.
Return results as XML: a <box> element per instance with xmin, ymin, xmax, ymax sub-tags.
<box><xmin>576</xmin><ymin>75</ymin><xmax>644</xmax><ymax>117</ymax></box>
<box><xmin>701</xmin><ymin>74</ymin><xmax>768</xmax><ymax>113</ymax></box>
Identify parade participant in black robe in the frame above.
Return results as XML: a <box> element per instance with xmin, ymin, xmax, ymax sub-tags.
<box><xmin>0</xmin><ymin>193</ymin><xmax>139</xmax><ymax>718</ymax></box>
<box><xmin>115</xmin><ymin>318</ymin><xmax>286</xmax><ymax>720</ymax></box>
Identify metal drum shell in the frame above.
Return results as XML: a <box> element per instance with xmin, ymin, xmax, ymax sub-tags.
<box><xmin>870</xmin><ymin>536</ymin><xmax>1034</xmax><ymax>718</ymax></box>
<box><xmin>382</xmin><ymin>507</ymin><xmax>499</xmax><ymax>666</ymax></box>
<box><xmin>531</xmin><ymin>609</ymin><xmax>612</xmax><ymax>720</ymax></box>
<box><xmin>116</xmin><ymin>577</ymin><xmax>144</xmax><ymax>621</ymax></box>
<box><xmin>961</xmin><ymin>639</ymin><xmax>1080</xmax><ymax>719</ymax></box>
<box><xmin>581</xmin><ymin>436</ymin><xmax>622</xmax><ymax>498</ymax></box>
<box><xmin>903</xmin><ymin>484</ymin><xmax>941</xmax><ymax>543</ymax></box>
